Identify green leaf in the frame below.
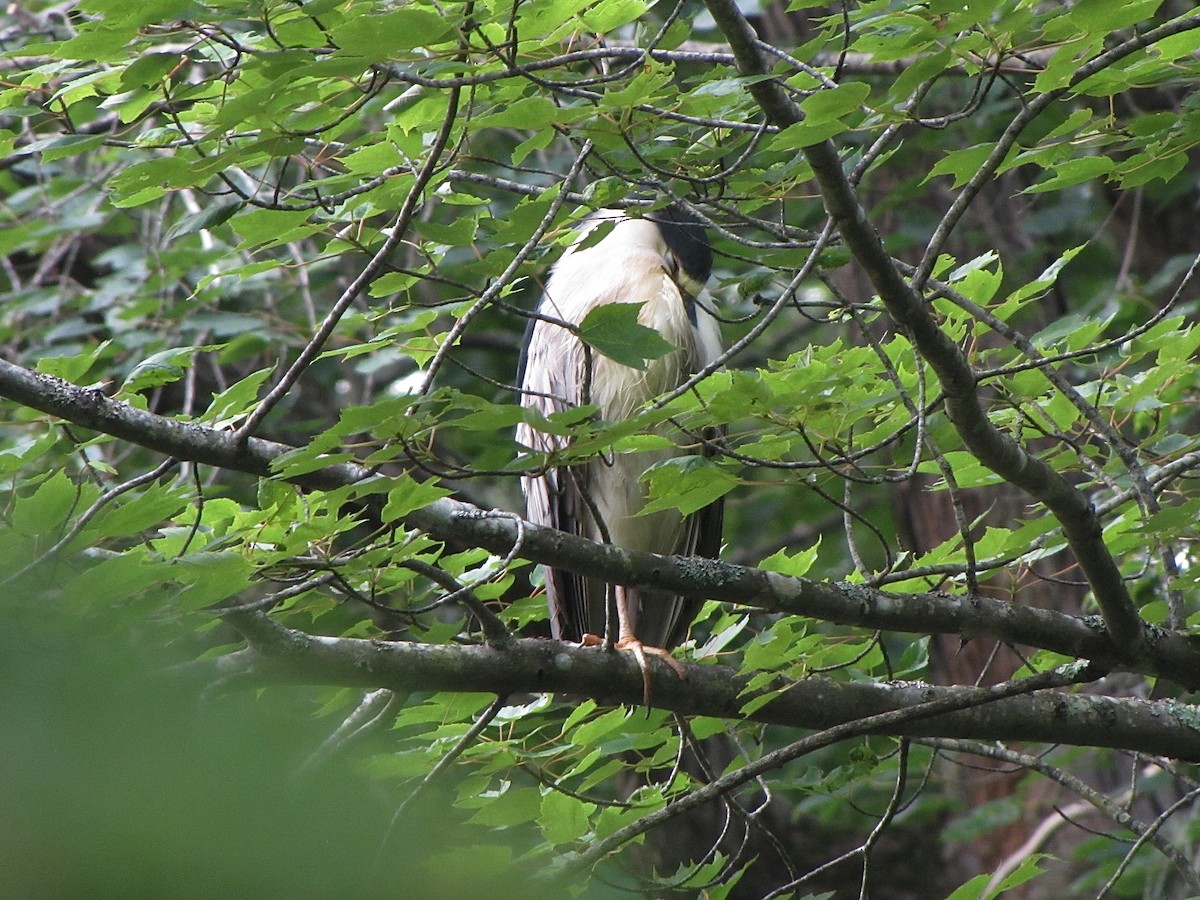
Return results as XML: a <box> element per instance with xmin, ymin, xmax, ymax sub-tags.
<box><xmin>171</xmin><ymin>552</ymin><xmax>257</xmax><ymax>610</ymax></box>
<box><xmin>1115</xmin><ymin>149</ymin><xmax>1187</xmax><ymax>188</ymax></box>
<box><xmin>984</xmin><ymin>854</ymin><xmax>1049</xmax><ymax>898</ymax></box>
<box><xmin>330</xmin><ymin>10</ymin><xmax>453</xmax><ymax>57</ymax></box>
<box><xmin>118</xmin><ymin>52</ymin><xmax>179</xmax><ymax>89</ymax></box>
<box><xmin>201</xmin><ymin>368</ymin><xmax>273</xmax><ymax>426</ymax></box>
<box><xmin>1040</xmin><ymin>107</ymin><xmax>1095</xmax><ymax>143</ymax></box>
<box><xmin>12</xmin><ymin>471</ymin><xmax>80</xmax><ymax>537</ymax></box>
<box><xmin>942</xmin><ymin>853</ymin><xmax>1049</xmax><ymax>900</ymax></box>
<box><xmin>84</xmin><ymin>483</ymin><xmax>190</xmax><ymax>541</ymax></box>
<box><xmin>1001</xmin><ymin>245</ymin><xmax>1085</xmax><ymax>308</ymax></box>
<box><xmin>120</xmin><ymin>346</ymin><xmax>207</xmax><ymax>394</ymax></box>
<box><xmin>17</xmin><ymin>133</ymin><xmax>106</xmax><ymax>163</ymax></box>
<box><xmin>165</xmin><ymin>201</ymin><xmax>242</xmax><ymax>241</ymax></box>
<box><xmin>768</xmin><ymin>117</ymin><xmax>853</xmax><ymax>150</ymax></box>
<box><xmin>579</xmin><ymin>0</ymin><xmax>649</xmax><ymax>33</ymax></box>
<box><xmin>1022</xmin><ymin>156</ymin><xmax>1114</xmax><ymax>194</ymax></box>
<box><xmin>231</xmin><ymin>209</ymin><xmax>315</xmax><ymax>248</ymax></box>
<box><xmin>380</xmin><ymin>476</ymin><xmax>452</xmax><ymax>522</ymax></box>
<box><xmin>36</xmin><ymin>342</ymin><xmax>111</xmax><ymax>383</ymax></box>
<box><xmin>926</xmin><ymin>144</ymin><xmax>996</xmax><ymax>189</ymax></box>
<box><xmin>107</xmin><ymin>156</ymin><xmax>198</xmax><ymax>207</ymax></box>
<box><xmin>512</xmin><ymin>128</ymin><xmax>556</xmax><ymax>165</ymax></box>
<box><xmin>60</xmin><ymin>552</ymin><xmax>165</xmax><ymax>610</ymax></box>
<box><xmin>474</xmin><ymin>97</ymin><xmax>560</xmax><ymax>131</ymax></box>
<box><xmin>577</xmin><ymin>303</ymin><xmax>676</xmax><ymax>370</ymax></box>
<box><xmin>464</xmin><ymin>786</ymin><xmax>541</xmax><ymax>827</ymax></box>
<box><xmin>641</xmin><ymin>456</ymin><xmax>737</xmax><ymax>516</ymax></box>
<box><xmin>759</xmin><ymin>538</ymin><xmax>820</xmax><ymax>578</ymax></box>
<box><xmin>516</xmin><ymin>0</ymin><xmax>590</xmax><ymax>34</ymax></box>
<box><xmin>1065</xmin><ymin>0</ymin><xmax>1163</xmax><ymax>35</ymax></box>
<box><xmin>539</xmin><ymin>790</ymin><xmax>593</xmax><ymax>845</ymax></box>
<box><xmin>562</xmin><ymin>699</ymin><xmax>598</xmax><ymax>735</ymax></box>
<box><xmin>800</xmin><ymin>82</ymin><xmax>871</xmax><ymax>122</ymax></box>
<box><xmin>452</xmin><ymin>404</ymin><xmax>526</xmax><ymax>431</ymax></box>
<box><xmin>694</xmin><ymin>614</ymin><xmax>749</xmax><ymax>659</ymax></box>
<box><xmin>570</xmin><ymin>706</ymin><xmax>633</xmax><ymax>747</ymax></box>
<box><xmin>368</xmin><ymin>272</ymin><xmax>420</xmax><ymax>297</ymax></box>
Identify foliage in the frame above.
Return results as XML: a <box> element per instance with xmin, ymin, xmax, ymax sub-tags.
<box><xmin>3</xmin><ymin>0</ymin><xmax>1200</xmax><ymax>897</ymax></box>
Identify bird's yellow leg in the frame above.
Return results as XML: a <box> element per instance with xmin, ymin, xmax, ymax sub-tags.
<box><xmin>612</xmin><ymin>587</ymin><xmax>687</xmax><ymax>706</ymax></box>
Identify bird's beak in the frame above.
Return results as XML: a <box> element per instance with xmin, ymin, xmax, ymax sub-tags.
<box><xmin>677</xmin><ymin>274</ymin><xmax>706</xmax><ymax>303</ymax></box>
<box><xmin>665</xmin><ymin>250</ymin><xmax>704</xmax><ymax>301</ymax></box>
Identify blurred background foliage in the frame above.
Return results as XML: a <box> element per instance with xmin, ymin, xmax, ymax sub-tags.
<box><xmin>3</xmin><ymin>0</ymin><xmax>1200</xmax><ymax>896</ymax></box>
<box><xmin>0</xmin><ymin>599</ymin><xmax>593</xmax><ymax>899</ymax></box>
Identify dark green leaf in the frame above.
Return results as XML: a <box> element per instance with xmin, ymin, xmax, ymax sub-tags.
<box><xmin>165</xmin><ymin>201</ymin><xmax>242</xmax><ymax>241</ymax></box>
<box><xmin>578</xmin><ymin>303</ymin><xmax>676</xmax><ymax>370</ymax></box>
<box><xmin>121</xmin><ymin>346</ymin><xmax>207</xmax><ymax>394</ymax></box>
<box><xmin>12</xmin><ymin>471</ymin><xmax>79</xmax><ymax>536</ymax></box>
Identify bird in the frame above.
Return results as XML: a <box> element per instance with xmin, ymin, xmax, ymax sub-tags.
<box><xmin>516</xmin><ymin>203</ymin><xmax>724</xmax><ymax>701</ymax></box>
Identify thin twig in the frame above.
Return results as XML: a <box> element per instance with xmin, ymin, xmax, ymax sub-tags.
<box><xmin>0</xmin><ymin>456</ymin><xmax>179</xmax><ymax>588</ymax></box>
<box><xmin>375</xmin><ymin>694</ymin><xmax>508</xmax><ymax>866</ymax></box>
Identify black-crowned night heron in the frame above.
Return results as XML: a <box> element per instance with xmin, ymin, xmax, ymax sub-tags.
<box><xmin>516</xmin><ymin>205</ymin><xmax>723</xmax><ymax>698</ymax></box>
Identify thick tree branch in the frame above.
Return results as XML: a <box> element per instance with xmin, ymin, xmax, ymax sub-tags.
<box><xmin>212</xmin><ymin>615</ymin><xmax>1200</xmax><ymax>761</ymax></box>
<box><xmin>700</xmin><ymin>0</ymin><xmax>1147</xmax><ymax>653</ymax></box>
<box><xmin>3</xmin><ymin>359</ymin><xmax>1200</xmax><ymax>688</ymax></box>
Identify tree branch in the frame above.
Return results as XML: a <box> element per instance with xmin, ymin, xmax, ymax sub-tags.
<box><xmin>2</xmin><ymin>358</ymin><xmax>1199</xmax><ymax>688</ymax></box>
<box><xmin>210</xmin><ymin>616</ymin><xmax>1200</xmax><ymax>761</ymax></box>
<box><xmin>700</xmin><ymin>0</ymin><xmax>1147</xmax><ymax>654</ymax></box>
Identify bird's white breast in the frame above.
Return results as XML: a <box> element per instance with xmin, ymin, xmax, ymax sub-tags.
<box><xmin>517</xmin><ymin>209</ymin><xmax>723</xmax><ymax>643</ymax></box>
<box><xmin>537</xmin><ymin>237</ymin><xmax>714</xmax><ymax>418</ymax></box>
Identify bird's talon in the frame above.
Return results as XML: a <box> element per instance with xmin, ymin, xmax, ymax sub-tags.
<box><xmin>617</xmin><ymin>638</ymin><xmax>687</xmax><ymax>678</ymax></box>
<box><xmin>614</xmin><ymin>637</ymin><xmax>687</xmax><ymax>706</ymax></box>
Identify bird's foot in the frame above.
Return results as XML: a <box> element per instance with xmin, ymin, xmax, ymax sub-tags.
<box><xmin>618</xmin><ymin>637</ymin><xmax>687</xmax><ymax>706</ymax></box>
<box><xmin>617</xmin><ymin>638</ymin><xmax>687</xmax><ymax>677</ymax></box>
<box><xmin>575</xmin><ymin>634</ymin><xmax>687</xmax><ymax>705</ymax></box>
